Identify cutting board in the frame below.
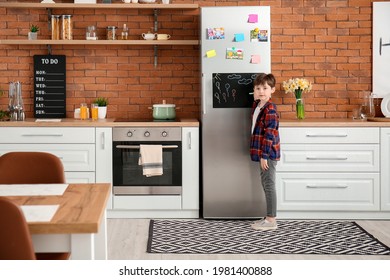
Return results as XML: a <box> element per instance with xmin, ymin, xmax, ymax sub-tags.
<box><xmin>367</xmin><ymin>117</ymin><xmax>390</xmax><ymax>122</ymax></box>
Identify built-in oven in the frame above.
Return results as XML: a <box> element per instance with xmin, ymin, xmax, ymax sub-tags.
<box><xmin>112</xmin><ymin>127</ymin><xmax>182</xmax><ymax>196</ymax></box>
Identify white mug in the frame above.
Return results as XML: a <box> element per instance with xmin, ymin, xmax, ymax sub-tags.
<box><xmin>162</xmin><ymin>0</ymin><xmax>170</xmax><ymax>4</ymax></box>
<box><xmin>157</xmin><ymin>34</ymin><xmax>171</xmax><ymax>40</ymax></box>
<box><xmin>122</xmin><ymin>0</ymin><xmax>131</xmax><ymax>3</ymax></box>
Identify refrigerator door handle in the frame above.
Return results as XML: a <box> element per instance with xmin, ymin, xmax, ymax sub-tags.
<box><xmin>202</xmin><ymin>73</ymin><xmax>206</xmax><ymax>115</ymax></box>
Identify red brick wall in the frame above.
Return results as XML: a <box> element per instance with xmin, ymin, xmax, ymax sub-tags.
<box><xmin>0</xmin><ymin>0</ymin><xmax>385</xmax><ymax>119</ymax></box>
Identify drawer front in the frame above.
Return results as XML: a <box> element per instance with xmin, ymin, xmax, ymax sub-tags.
<box><xmin>113</xmin><ymin>195</ymin><xmax>181</xmax><ymax>210</ymax></box>
<box><xmin>276</xmin><ymin>173</ymin><xmax>380</xmax><ymax>211</ymax></box>
<box><xmin>0</xmin><ymin>144</ymin><xmax>95</xmax><ymax>171</ymax></box>
<box><xmin>65</xmin><ymin>172</ymin><xmax>95</xmax><ymax>183</ymax></box>
<box><xmin>0</xmin><ymin>127</ymin><xmax>95</xmax><ymax>144</ymax></box>
<box><xmin>278</xmin><ymin>144</ymin><xmax>379</xmax><ymax>172</ymax></box>
<box><xmin>280</xmin><ymin>127</ymin><xmax>379</xmax><ymax>144</ymax></box>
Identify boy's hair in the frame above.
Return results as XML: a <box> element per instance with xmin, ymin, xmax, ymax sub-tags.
<box><xmin>253</xmin><ymin>73</ymin><xmax>276</xmax><ymax>88</ymax></box>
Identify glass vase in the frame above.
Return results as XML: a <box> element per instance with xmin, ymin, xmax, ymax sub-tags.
<box><xmin>296</xmin><ymin>98</ymin><xmax>305</xmax><ymax>119</ymax></box>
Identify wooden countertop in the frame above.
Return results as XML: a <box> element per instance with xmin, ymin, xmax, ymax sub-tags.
<box><xmin>3</xmin><ymin>118</ymin><xmax>390</xmax><ymax>127</ymax></box>
<box><xmin>0</xmin><ymin>118</ymin><xmax>199</xmax><ymax>127</ymax></box>
<box><xmin>280</xmin><ymin>118</ymin><xmax>390</xmax><ymax>127</ymax></box>
<box><xmin>7</xmin><ymin>183</ymin><xmax>110</xmax><ymax>234</ymax></box>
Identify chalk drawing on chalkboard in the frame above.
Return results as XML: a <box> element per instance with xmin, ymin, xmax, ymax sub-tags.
<box><xmin>212</xmin><ymin>73</ymin><xmax>257</xmax><ymax>108</ymax></box>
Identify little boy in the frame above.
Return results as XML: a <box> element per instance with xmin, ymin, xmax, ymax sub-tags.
<box><xmin>249</xmin><ymin>73</ymin><xmax>280</xmax><ymax>231</ymax></box>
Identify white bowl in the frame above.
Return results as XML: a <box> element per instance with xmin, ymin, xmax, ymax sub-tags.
<box><xmin>139</xmin><ymin>0</ymin><xmax>156</xmax><ymax>3</ymax></box>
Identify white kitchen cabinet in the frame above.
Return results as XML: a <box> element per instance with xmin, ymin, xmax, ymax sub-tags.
<box><xmin>277</xmin><ymin>173</ymin><xmax>380</xmax><ymax>211</ymax></box>
<box><xmin>0</xmin><ymin>127</ymin><xmax>95</xmax><ymax>144</ymax></box>
<box><xmin>95</xmin><ymin>127</ymin><xmax>113</xmax><ymax>209</ymax></box>
<box><xmin>373</xmin><ymin>2</ymin><xmax>390</xmax><ymax>96</ymax></box>
<box><xmin>381</xmin><ymin>128</ymin><xmax>390</xmax><ymax>210</ymax></box>
<box><xmin>278</xmin><ymin>144</ymin><xmax>379</xmax><ymax>172</ymax></box>
<box><xmin>278</xmin><ymin>127</ymin><xmax>385</xmax><ymax>219</ymax></box>
<box><xmin>65</xmin><ymin>172</ymin><xmax>95</xmax><ymax>183</ymax></box>
<box><xmin>95</xmin><ymin>128</ymin><xmax>112</xmax><ymax>183</ymax></box>
<box><xmin>280</xmin><ymin>127</ymin><xmax>379</xmax><ymax>144</ymax></box>
<box><xmin>182</xmin><ymin>127</ymin><xmax>199</xmax><ymax>211</ymax></box>
<box><xmin>0</xmin><ymin>144</ymin><xmax>95</xmax><ymax>171</ymax></box>
<box><xmin>0</xmin><ymin>127</ymin><xmax>111</xmax><ymax>186</ymax></box>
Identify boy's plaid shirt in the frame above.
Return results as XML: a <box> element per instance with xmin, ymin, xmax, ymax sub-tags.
<box><xmin>250</xmin><ymin>100</ymin><xmax>280</xmax><ymax>161</ymax></box>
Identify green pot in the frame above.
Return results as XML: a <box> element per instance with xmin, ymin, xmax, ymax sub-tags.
<box><xmin>152</xmin><ymin>103</ymin><xmax>176</xmax><ymax>120</ymax></box>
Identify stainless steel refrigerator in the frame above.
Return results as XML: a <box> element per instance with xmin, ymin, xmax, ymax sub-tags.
<box><xmin>201</xmin><ymin>6</ymin><xmax>271</xmax><ymax>218</ymax></box>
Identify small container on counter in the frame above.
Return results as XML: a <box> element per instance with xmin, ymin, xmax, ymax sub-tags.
<box><xmin>51</xmin><ymin>15</ymin><xmax>61</xmax><ymax>40</ymax></box>
<box><xmin>61</xmin><ymin>15</ymin><xmax>73</xmax><ymax>40</ymax></box>
<box><xmin>106</xmin><ymin>26</ymin><xmax>117</xmax><ymax>40</ymax></box>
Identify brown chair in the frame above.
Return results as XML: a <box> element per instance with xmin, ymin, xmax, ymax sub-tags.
<box><xmin>0</xmin><ymin>151</ymin><xmax>65</xmax><ymax>184</ymax></box>
<box><xmin>0</xmin><ymin>197</ymin><xmax>70</xmax><ymax>260</ymax></box>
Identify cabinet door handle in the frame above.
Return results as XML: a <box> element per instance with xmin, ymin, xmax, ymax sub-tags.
<box><xmin>22</xmin><ymin>134</ymin><xmax>63</xmax><ymax>137</ymax></box>
<box><xmin>202</xmin><ymin>73</ymin><xmax>206</xmax><ymax>115</ymax></box>
<box><xmin>101</xmin><ymin>132</ymin><xmax>105</xmax><ymax>150</ymax></box>
<box><xmin>306</xmin><ymin>156</ymin><xmax>348</xmax><ymax>160</ymax></box>
<box><xmin>306</xmin><ymin>133</ymin><xmax>347</xmax><ymax>138</ymax></box>
<box><xmin>188</xmin><ymin>131</ymin><xmax>192</xmax><ymax>150</ymax></box>
<box><xmin>306</xmin><ymin>184</ymin><xmax>348</xmax><ymax>189</ymax></box>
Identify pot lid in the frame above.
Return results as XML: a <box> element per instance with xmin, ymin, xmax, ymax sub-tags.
<box><xmin>153</xmin><ymin>100</ymin><xmax>175</xmax><ymax>108</ymax></box>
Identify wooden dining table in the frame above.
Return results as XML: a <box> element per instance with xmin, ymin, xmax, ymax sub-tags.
<box><xmin>3</xmin><ymin>183</ymin><xmax>111</xmax><ymax>260</ymax></box>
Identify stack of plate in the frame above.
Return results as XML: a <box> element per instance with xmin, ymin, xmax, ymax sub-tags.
<box><xmin>139</xmin><ymin>0</ymin><xmax>156</xmax><ymax>3</ymax></box>
<box><xmin>381</xmin><ymin>94</ymin><xmax>390</xmax><ymax>117</ymax></box>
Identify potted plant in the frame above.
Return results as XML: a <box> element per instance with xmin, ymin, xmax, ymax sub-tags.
<box><xmin>93</xmin><ymin>97</ymin><xmax>108</xmax><ymax>119</ymax></box>
<box><xmin>28</xmin><ymin>24</ymin><xmax>39</xmax><ymax>40</ymax></box>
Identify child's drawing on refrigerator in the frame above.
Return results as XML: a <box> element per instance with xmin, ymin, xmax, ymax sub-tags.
<box><xmin>207</xmin><ymin>27</ymin><xmax>225</xmax><ymax>39</ymax></box>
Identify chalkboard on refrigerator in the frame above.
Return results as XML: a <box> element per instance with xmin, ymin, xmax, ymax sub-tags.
<box><xmin>212</xmin><ymin>73</ymin><xmax>257</xmax><ymax>108</ymax></box>
<box><xmin>34</xmin><ymin>55</ymin><xmax>66</xmax><ymax>118</ymax></box>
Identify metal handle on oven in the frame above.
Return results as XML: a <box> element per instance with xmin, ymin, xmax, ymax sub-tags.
<box><xmin>115</xmin><ymin>145</ymin><xmax>179</xmax><ymax>149</ymax></box>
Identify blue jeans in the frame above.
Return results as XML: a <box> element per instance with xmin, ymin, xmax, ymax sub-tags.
<box><xmin>260</xmin><ymin>159</ymin><xmax>277</xmax><ymax>217</ymax></box>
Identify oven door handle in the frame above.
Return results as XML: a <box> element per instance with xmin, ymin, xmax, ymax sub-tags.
<box><xmin>115</xmin><ymin>145</ymin><xmax>179</xmax><ymax>149</ymax></box>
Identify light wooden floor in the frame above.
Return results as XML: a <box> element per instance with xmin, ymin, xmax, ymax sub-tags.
<box><xmin>107</xmin><ymin>219</ymin><xmax>390</xmax><ymax>260</ymax></box>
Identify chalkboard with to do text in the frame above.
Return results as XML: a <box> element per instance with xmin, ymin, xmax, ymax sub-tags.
<box><xmin>212</xmin><ymin>73</ymin><xmax>257</xmax><ymax>108</ymax></box>
<box><xmin>34</xmin><ymin>55</ymin><xmax>66</xmax><ymax>118</ymax></box>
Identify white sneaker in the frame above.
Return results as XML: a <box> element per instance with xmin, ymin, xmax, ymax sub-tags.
<box><xmin>251</xmin><ymin>219</ymin><xmax>277</xmax><ymax>231</ymax></box>
<box><xmin>250</xmin><ymin>217</ymin><xmax>265</xmax><ymax>226</ymax></box>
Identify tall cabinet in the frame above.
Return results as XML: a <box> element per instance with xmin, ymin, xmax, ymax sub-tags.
<box><xmin>381</xmin><ymin>128</ymin><xmax>390</xmax><ymax>211</ymax></box>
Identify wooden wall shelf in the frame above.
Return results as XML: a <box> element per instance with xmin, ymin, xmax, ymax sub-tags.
<box><xmin>0</xmin><ymin>39</ymin><xmax>199</xmax><ymax>45</ymax></box>
<box><xmin>0</xmin><ymin>3</ymin><xmax>199</xmax><ymax>9</ymax></box>
<box><xmin>0</xmin><ymin>2</ymin><xmax>199</xmax><ymax>66</ymax></box>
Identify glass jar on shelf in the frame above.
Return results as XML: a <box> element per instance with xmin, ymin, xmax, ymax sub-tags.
<box><xmin>86</xmin><ymin>25</ymin><xmax>97</xmax><ymax>40</ymax></box>
<box><xmin>106</xmin><ymin>26</ymin><xmax>117</xmax><ymax>40</ymax></box>
<box><xmin>51</xmin><ymin>15</ymin><xmax>60</xmax><ymax>40</ymax></box>
<box><xmin>61</xmin><ymin>15</ymin><xmax>73</xmax><ymax>40</ymax></box>
<box><xmin>121</xmin><ymin>24</ymin><xmax>128</xmax><ymax>40</ymax></box>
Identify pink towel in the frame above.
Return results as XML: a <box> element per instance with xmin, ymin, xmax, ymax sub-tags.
<box><xmin>138</xmin><ymin>145</ymin><xmax>163</xmax><ymax>177</ymax></box>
